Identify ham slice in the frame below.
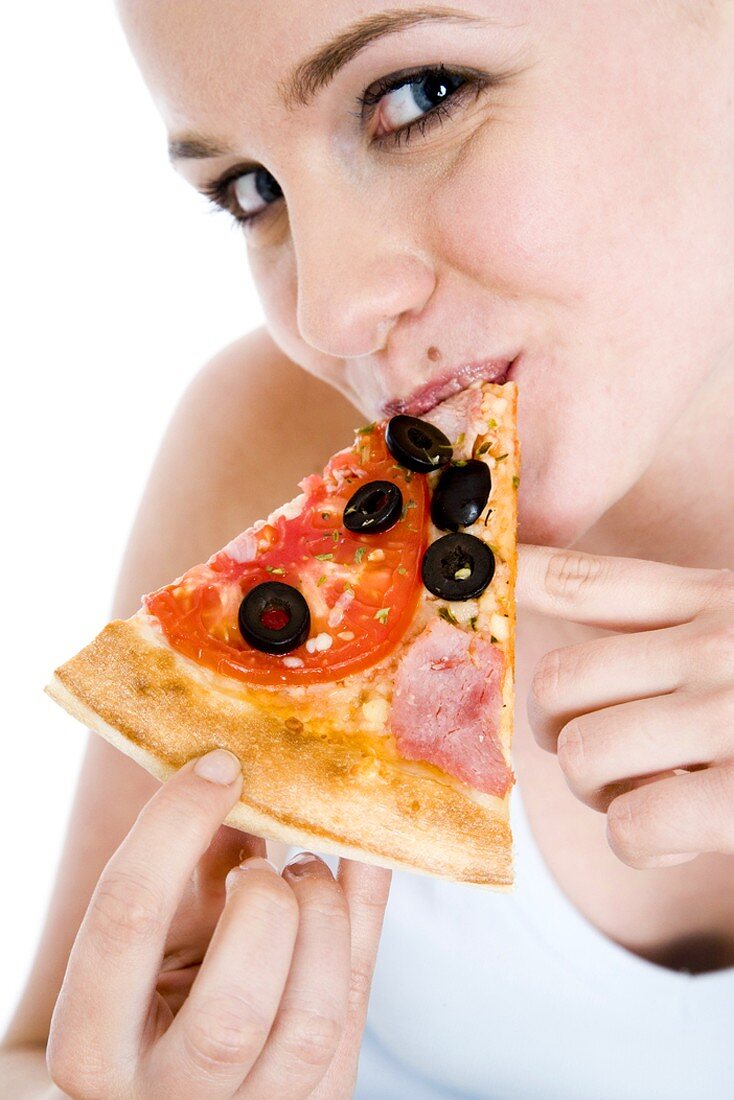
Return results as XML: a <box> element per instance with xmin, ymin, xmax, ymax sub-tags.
<box><xmin>423</xmin><ymin>386</ymin><xmax>485</xmax><ymax>460</ymax></box>
<box><xmin>389</xmin><ymin>618</ymin><xmax>513</xmax><ymax>798</ymax></box>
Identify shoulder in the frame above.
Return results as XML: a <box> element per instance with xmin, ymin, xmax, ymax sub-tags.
<box><xmin>112</xmin><ymin>326</ymin><xmax>361</xmax><ymax>617</ymax></box>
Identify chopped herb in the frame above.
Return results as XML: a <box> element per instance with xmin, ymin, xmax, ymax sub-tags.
<box><xmin>496</xmin><ymin>453</ymin><xmax>508</xmax><ymax>461</ymax></box>
<box><xmin>316</xmin><ymin>574</ymin><xmax>327</xmax><ymax>586</ymax></box>
<box><xmin>321</xmin><ymin>511</ymin><xmax>330</xmax><ymax>520</ymax></box>
<box><xmin>265</xmin><ymin>565</ymin><xmax>286</xmax><ymax>575</ymax></box>
<box><xmin>405</xmin><ymin>470</ymin><xmax>413</xmax><ymax>483</ymax></box>
<box><xmin>455</xmin><ymin>432</ymin><xmax>465</xmax><ymax>446</ymax></box>
<box><xmin>331</xmin><ymin>529</ymin><xmax>340</xmax><ymax>541</ymax></box>
<box><xmin>469</xmin><ymin>615</ymin><xmax>478</xmax><ymax>631</ymax></box>
<box><xmin>400</xmin><ymin>503</ymin><xmax>407</xmax><ymax>520</ymax></box>
<box><xmin>356</xmin><ymin>422</ymin><xmax>376</xmax><ymax>434</ymax></box>
<box><xmin>406</xmin><ymin>499</ymin><xmax>417</xmax><ymax>509</ymax></box>
<box><xmin>487</xmin><ymin>418</ymin><xmax>498</xmax><ymax>429</ymax></box>
<box><xmin>343</xmin><ymin>582</ymin><xmax>355</xmax><ymax>595</ymax></box>
<box><xmin>374</xmin><ymin>607</ymin><xmax>390</xmax><ymax>625</ymax></box>
<box><xmin>438</xmin><ymin>606</ymin><xmax>459</xmax><ymax>626</ymax></box>
<box><xmin>315</xmin><ymin>552</ymin><xmax>334</xmax><ymax>561</ymax></box>
<box><xmin>453</xmin><ymin>459</ymin><xmax>467</xmax><ymax>467</ymax></box>
<box><xmin>491</xmin><ymin>635</ymin><xmax>499</xmax><ymax>644</ymax></box>
<box><xmin>354</xmin><ymin>546</ymin><xmax>366</xmax><ymax>563</ymax></box>
<box><xmin>477</xmin><ymin>441</ymin><xmax>491</xmax><ymax>456</ymax></box>
<box><xmin>512</xmin><ymin>475</ymin><xmax>520</xmax><ymax>489</ymax></box>
<box><xmin>397</xmin><ymin>564</ymin><xmax>408</xmax><ymax>575</ymax></box>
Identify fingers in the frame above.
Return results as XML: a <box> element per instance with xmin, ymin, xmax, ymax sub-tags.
<box><xmin>527</xmin><ymin>613</ymin><xmax>734</xmax><ymax>753</ymax></box>
<box><xmin>240</xmin><ymin>853</ymin><xmax>352</xmax><ymax>1099</ymax></box>
<box><xmin>158</xmin><ymin>827</ymin><xmax>266</xmax><ymax>1014</ymax></box>
<box><xmin>527</xmin><ymin>623</ymin><xmax>691</xmax><ymax>751</ymax></box>
<box><xmin>606</xmin><ymin>762</ymin><xmax>734</xmax><ymax>868</ymax></box>
<box><xmin>310</xmin><ymin>859</ymin><xmax>392</xmax><ymax>1097</ymax></box>
<box><xmin>49</xmin><ymin>749</ymin><xmax>245</xmax><ymax>1084</ymax></box>
<box><xmin>147</xmin><ymin>857</ymin><xmax>301</xmax><ymax>1098</ymax></box>
<box><xmin>551</xmin><ymin>688</ymin><xmax>734</xmax><ymax>812</ymax></box>
<box><xmin>516</xmin><ymin>543</ymin><xmax>734</xmax><ymax>630</ymax></box>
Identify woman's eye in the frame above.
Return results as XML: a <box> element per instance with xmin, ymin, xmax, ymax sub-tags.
<box><xmin>357</xmin><ymin>65</ymin><xmax>489</xmax><ymax>145</ymax></box>
<box><xmin>232</xmin><ymin>168</ymin><xmax>283</xmax><ymax>219</ymax></box>
<box><xmin>200</xmin><ymin>166</ymin><xmax>283</xmax><ymax>229</ymax></box>
<box><xmin>370</xmin><ymin>70</ymin><xmax>468</xmax><ymax>137</ymax></box>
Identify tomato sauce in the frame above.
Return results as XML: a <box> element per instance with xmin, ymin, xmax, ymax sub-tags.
<box><xmin>144</xmin><ymin>423</ymin><xmax>429</xmax><ymax>685</ymax></box>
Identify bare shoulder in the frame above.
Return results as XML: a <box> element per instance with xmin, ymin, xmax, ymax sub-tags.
<box><xmin>1</xmin><ymin>329</ymin><xmax>359</xmax><ymax>1048</ymax></box>
<box><xmin>112</xmin><ymin>326</ymin><xmax>361</xmax><ymax>618</ymax></box>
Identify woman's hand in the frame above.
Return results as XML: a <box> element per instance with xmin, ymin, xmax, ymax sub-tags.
<box><xmin>46</xmin><ymin>749</ymin><xmax>391</xmax><ymax>1099</ymax></box>
<box><xmin>518</xmin><ymin>545</ymin><xmax>734</xmax><ymax>869</ymax></box>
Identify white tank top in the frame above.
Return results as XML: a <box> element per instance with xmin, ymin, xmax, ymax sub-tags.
<box><xmin>287</xmin><ymin>782</ymin><xmax>734</xmax><ymax>1099</ymax></box>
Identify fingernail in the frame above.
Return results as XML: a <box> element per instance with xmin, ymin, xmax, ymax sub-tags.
<box><xmin>226</xmin><ymin>856</ymin><xmax>278</xmax><ymax>891</ymax></box>
<box><xmin>193</xmin><ymin>749</ymin><xmax>242</xmax><ymax>785</ymax></box>
<box><xmin>283</xmin><ymin>851</ymin><xmax>320</xmax><ymax>876</ymax></box>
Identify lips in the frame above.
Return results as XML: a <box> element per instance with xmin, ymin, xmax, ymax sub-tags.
<box><xmin>381</xmin><ymin>357</ymin><xmax>516</xmax><ymax>418</ymax></box>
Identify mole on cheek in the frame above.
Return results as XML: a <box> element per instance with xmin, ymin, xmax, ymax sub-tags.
<box><xmin>427</xmin><ymin>346</ymin><xmax>441</xmax><ymax>362</ymax></box>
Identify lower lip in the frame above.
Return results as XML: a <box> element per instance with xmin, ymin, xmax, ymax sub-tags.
<box><xmin>383</xmin><ymin>356</ymin><xmax>519</xmax><ymax>419</ymax></box>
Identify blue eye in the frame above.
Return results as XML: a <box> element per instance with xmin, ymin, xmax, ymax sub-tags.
<box><xmin>361</xmin><ymin>68</ymin><xmax>469</xmax><ymax>136</ymax></box>
<box><xmin>232</xmin><ymin>168</ymin><xmax>283</xmax><ymax>220</ymax></box>
<box><xmin>358</xmin><ymin>64</ymin><xmax>488</xmax><ymax>146</ymax></box>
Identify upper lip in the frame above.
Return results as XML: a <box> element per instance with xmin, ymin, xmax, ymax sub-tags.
<box><xmin>380</xmin><ymin>356</ymin><xmax>515</xmax><ymax>418</ymax></box>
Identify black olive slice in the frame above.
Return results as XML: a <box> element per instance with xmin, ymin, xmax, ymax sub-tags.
<box><xmin>421</xmin><ymin>533</ymin><xmax>495</xmax><ymax>601</ymax></box>
<box><xmin>430</xmin><ymin>459</ymin><xmax>491</xmax><ymax>532</ymax></box>
<box><xmin>343</xmin><ymin>480</ymin><xmax>403</xmax><ymax>534</ymax></box>
<box><xmin>385</xmin><ymin>415</ymin><xmax>453</xmax><ymax>473</ymax></box>
<box><xmin>238</xmin><ymin>581</ymin><xmax>311</xmax><ymax>655</ymax></box>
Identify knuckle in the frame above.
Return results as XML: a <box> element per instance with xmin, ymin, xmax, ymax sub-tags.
<box><xmin>701</xmin><ymin>568</ymin><xmax>734</xmax><ymax>612</ymax></box>
<box><xmin>92</xmin><ymin>867</ymin><xmax>165</xmax><ymax>949</ymax></box>
<box><xmin>47</xmin><ymin>1031</ymin><xmax>113</xmax><ymax>1099</ymax></box>
<box><xmin>606</xmin><ymin>794</ymin><xmax>643</xmax><ymax>859</ymax></box>
<box><xmin>277</xmin><ymin>1006</ymin><xmax>343</xmax><ymax>1068</ymax></box>
<box><xmin>183</xmin><ymin>991</ymin><xmax>268</xmax><ymax>1072</ymax></box>
<box><xmin>707</xmin><ymin>763</ymin><xmax>734</xmax><ymax>825</ymax></box>
<box><xmin>556</xmin><ymin>719</ymin><xmax>587</xmax><ymax>784</ymax></box>
<box><xmin>696</xmin><ymin>616</ymin><xmax>734</xmax><ymax>680</ymax></box>
<box><xmin>544</xmin><ymin>550</ymin><xmax>605</xmax><ymax>603</ymax></box>
<box><xmin>299</xmin><ymin>879</ymin><xmax>350</xmax><ymax>925</ymax></box>
<box><xmin>530</xmin><ymin>649</ymin><xmax>565</xmax><ymax>712</ymax></box>
<box><xmin>347</xmin><ymin>957</ymin><xmax>375</xmax><ymax>1011</ymax></box>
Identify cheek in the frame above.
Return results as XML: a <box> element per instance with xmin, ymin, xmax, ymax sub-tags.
<box><xmin>427</xmin><ymin>53</ymin><xmax>732</xmax><ymax>545</ymax></box>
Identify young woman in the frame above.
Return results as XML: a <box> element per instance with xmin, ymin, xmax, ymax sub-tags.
<box><xmin>2</xmin><ymin>2</ymin><xmax>733</xmax><ymax>1097</ymax></box>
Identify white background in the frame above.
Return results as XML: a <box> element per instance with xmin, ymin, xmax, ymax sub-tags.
<box><xmin>1</xmin><ymin>1</ymin><xmax>265</xmax><ymax>1035</ymax></box>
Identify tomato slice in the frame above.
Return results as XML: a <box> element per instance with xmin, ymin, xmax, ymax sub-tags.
<box><xmin>144</xmin><ymin>423</ymin><xmax>428</xmax><ymax>685</ymax></box>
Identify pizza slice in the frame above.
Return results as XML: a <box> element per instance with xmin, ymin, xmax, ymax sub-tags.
<box><xmin>46</xmin><ymin>379</ymin><xmax>519</xmax><ymax>888</ymax></box>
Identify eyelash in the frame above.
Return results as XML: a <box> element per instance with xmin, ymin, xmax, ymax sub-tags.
<box><xmin>198</xmin><ymin>65</ymin><xmax>490</xmax><ymax>229</ymax></box>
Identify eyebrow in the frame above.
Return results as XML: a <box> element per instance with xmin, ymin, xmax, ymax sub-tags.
<box><xmin>281</xmin><ymin>6</ymin><xmax>485</xmax><ymax>109</ymax></box>
<box><xmin>168</xmin><ymin>6</ymin><xmax>485</xmax><ymax>162</ymax></box>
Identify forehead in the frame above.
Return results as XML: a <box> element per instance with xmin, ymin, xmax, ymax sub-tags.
<box><xmin>117</xmin><ymin>0</ymin><xmax>500</xmax><ymax>150</ymax></box>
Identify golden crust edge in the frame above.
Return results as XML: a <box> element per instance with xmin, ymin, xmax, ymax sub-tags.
<box><xmin>45</xmin><ymin>619</ymin><xmax>514</xmax><ymax>890</ymax></box>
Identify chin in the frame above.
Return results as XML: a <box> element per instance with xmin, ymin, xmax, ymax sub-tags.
<box><xmin>516</xmin><ymin>466</ymin><xmax>616</xmax><ymax>549</ymax></box>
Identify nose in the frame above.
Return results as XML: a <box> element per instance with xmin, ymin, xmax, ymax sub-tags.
<box><xmin>290</xmin><ymin>185</ymin><xmax>436</xmax><ymax>359</ymax></box>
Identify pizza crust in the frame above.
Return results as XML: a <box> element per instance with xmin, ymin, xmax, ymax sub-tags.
<box><xmin>46</xmin><ymin>616</ymin><xmax>513</xmax><ymax>889</ymax></box>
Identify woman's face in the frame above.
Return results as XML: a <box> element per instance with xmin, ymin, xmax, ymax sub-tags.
<box><xmin>119</xmin><ymin>0</ymin><xmax>734</xmax><ymax>546</ymax></box>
